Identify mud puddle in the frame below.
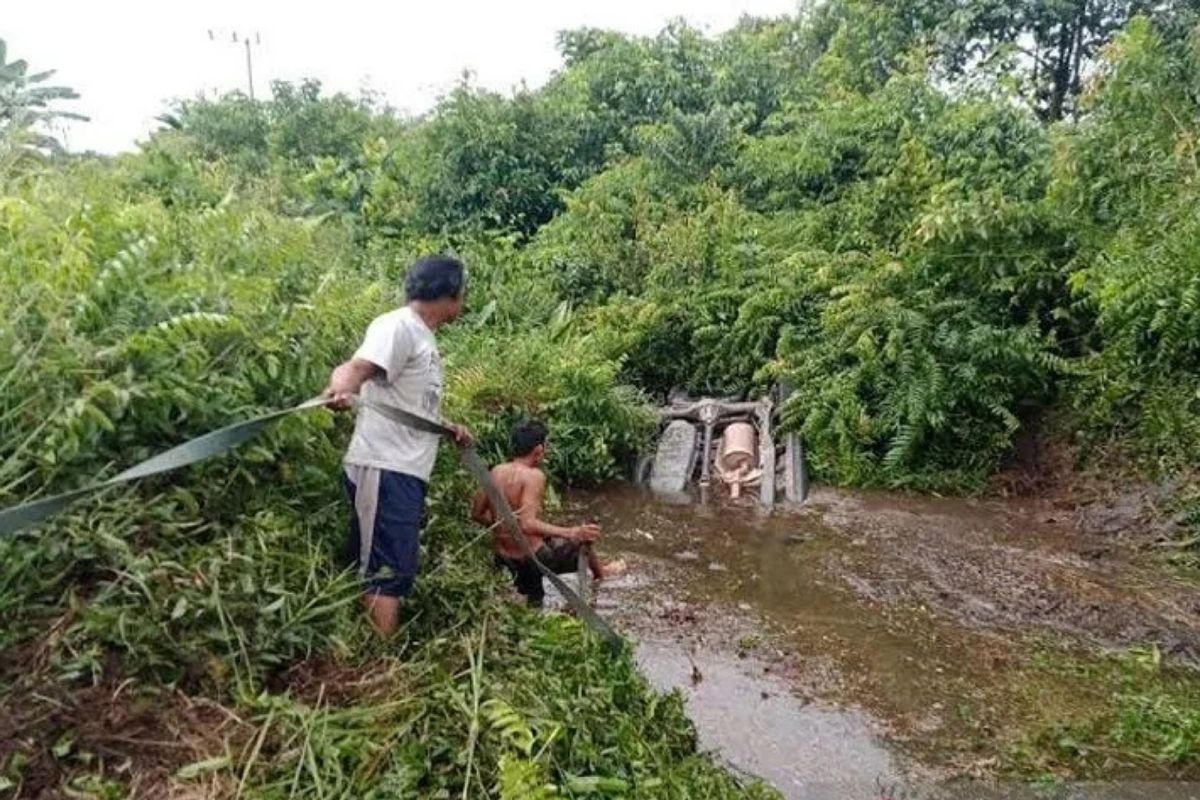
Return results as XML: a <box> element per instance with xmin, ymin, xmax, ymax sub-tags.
<box><xmin>560</xmin><ymin>485</ymin><xmax>1200</xmax><ymax>799</ymax></box>
<box><xmin>635</xmin><ymin>636</ymin><xmax>899</xmax><ymax>799</ymax></box>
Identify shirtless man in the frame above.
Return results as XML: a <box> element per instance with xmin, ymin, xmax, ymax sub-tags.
<box><xmin>471</xmin><ymin>419</ymin><xmax>625</xmax><ymax>606</ymax></box>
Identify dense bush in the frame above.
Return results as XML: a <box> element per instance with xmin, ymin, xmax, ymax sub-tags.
<box><xmin>446</xmin><ymin>325</ymin><xmax>656</xmax><ymax>485</ymax></box>
<box><xmin>66</xmin><ymin>4</ymin><xmax>1194</xmax><ymax>491</ymax></box>
<box><xmin>111</xmin><ymin>8</ymin><xmax>1200</xmax><ymax>492</ymax></box>
<box><xmin>1053</xmin><ymin>18</ymin><xmax>1200</xmax><ymax>468</ymax></box>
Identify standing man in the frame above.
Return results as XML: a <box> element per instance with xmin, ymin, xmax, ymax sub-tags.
<box><xmin>324</xmin><ymin>255</ymin><xmax>472</xmax><ymax>636</ymax></box>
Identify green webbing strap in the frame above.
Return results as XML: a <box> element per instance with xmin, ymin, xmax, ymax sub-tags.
<box><xmin>0</xmin><ymin>396</ymin><xmax>331</xmax><ymax>537</ymax></box>
<box><xmin>0</xmin><ymin>395</ymin><xmax>620</xmax><ymax>645</ymax></box>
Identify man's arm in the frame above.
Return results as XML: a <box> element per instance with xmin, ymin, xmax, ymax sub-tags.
<box><xmin>324</xmin><ymin>358</ymin><xmax>382</xmax><ymax>409</ymax></box>
<box><xmin>471</xmin><ymin>488</ymin><xmax>492</xmax><ymax>526</ymax></box>
<box><xmin>517</xmin><ymin>471</ymin><xmax>599</xmax><ymax>542</ymax></box>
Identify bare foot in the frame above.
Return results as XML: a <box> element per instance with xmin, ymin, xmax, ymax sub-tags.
<box><xmin>595</xmin><ymin>559</ymin><xmax>627</xmax><ymax>581</ymax></box>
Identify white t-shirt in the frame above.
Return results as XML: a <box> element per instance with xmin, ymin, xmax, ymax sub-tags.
<box><xmin>343</xmin><ymin>306</ymin><xmax>443</xmax><ymax>482</ymax></box>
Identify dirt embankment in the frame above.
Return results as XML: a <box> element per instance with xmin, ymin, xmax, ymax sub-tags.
<box><xmin>0</xmin><ymin>675</ymin><xmax>245</xmax><ymax>799</ymax></box>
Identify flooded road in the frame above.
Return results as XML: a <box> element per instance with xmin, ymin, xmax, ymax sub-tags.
<box><xmin>560</xmin><ymin>485</ymin><xmax>1200</xmax><ymax>799</ymax></box>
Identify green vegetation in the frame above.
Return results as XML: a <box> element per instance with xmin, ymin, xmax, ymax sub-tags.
<box><xmin>3</xmin><ymin>0</ymin><xmax>1200</xmax><ymax>793</ymax></box>
<box><xmin>1012</xmin><ymin>645</ymin><xmax>1200</xmax><ymax>778</ymax></box>
<box><xmin>89</xmin><ymin>4</ymin><xmax>1200</xmax><ymax>494</ymax></box>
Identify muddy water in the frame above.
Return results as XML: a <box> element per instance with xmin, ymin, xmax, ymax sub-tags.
<box><xmin>560</xmin><ymin>485</ymin><xmax>1200</xmax><ymax>800</ymax></box>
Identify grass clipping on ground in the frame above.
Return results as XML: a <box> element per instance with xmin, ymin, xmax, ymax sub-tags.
<box><xmin>1005</xmin><ymin>643</ymin><xmax>1200</xmax><ymax>780</ymax></box>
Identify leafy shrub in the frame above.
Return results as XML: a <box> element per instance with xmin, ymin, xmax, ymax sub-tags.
<box><xmin>778</xmin><ymin>252</ymin><xmax>1059</xmax><ymax>489</ymax></box>
<box><xmin>445</xmin><ymin>321</ymin><xmax>655</xmax><ymax>486</ymax></box>
<box><xmin>1052</xmin><ymin>18</ymin><xmax>1200</xmax><ymax>470</ymax></box>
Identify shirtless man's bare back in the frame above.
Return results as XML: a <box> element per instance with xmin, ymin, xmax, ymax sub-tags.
<box><xmin>471</xmin><ymin>419</ymin><xmax>625</xmax><ymax>606</ymax></box>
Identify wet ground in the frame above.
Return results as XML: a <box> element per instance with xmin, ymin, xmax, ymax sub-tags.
<box><xmin>559</xmin><ymin>485</ymin><xmax>1200</xmax><ymax>800</ymax></box>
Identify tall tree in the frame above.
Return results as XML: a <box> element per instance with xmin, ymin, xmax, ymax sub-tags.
<box><xmin>928</xmin><ymin>0</ymin><xmax>1199</xmax><ymax>120</ymax></box>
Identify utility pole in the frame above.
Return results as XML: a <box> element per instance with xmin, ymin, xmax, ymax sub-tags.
<box><xmin>207</xmin><ymin>29</ymin><xmax>261</xmax><ymax>99</ymax></box>
<box><xmin>244</xmin><ymin>36</ymin><xmax>255</xmax><ymax>100</ymax></box>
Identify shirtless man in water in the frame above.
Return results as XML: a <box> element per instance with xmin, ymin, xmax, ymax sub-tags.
<box><xmin>471</xmin><ymin>419</ymin><xmax>625</xmax><ymax>606</ymax></box>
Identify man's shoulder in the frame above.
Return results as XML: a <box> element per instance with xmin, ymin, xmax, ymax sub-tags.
<box><xmin>366</xmin><ymin>307</ymin><xmax>436</xmax><ymax>349</ymax></box>
<box><xmin>372</xmin><ymin>306</ymin><xmax>402</xmax><ymax>320</ymax></box>
<box><xmin>365</xmin><ymin>307</ymin><xmax>405</xmax><ymax>333</ymax></box>
<box><xmin>495</xmin><ymin>462</ymin><xmax>545</xmax><ymax>483</ymax></box>
<box><xmin>371</xmin><ymin>305</ymin><xmax>430</xmax><ymax>325</ymax></box>
<box><xmin>519</xmin><ymin>464</ymin><xmax>547</xmax><ymax>486</ymax></box>
<box><xmin>395</xmin><ymin>306</ymin><xmax>436</xmax><ymax>339</ymax></box>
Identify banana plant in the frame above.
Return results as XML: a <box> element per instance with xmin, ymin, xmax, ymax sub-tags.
<box><xmin>0</xmin><ymin>38</ymin><xmax>87</xmax><ymax>169</ymax></box>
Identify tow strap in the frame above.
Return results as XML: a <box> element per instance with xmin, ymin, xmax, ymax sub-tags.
<box><xmin>0</xmin><ymin>396</ymin><xmax>620</xmax><ymax>645</ymax></box>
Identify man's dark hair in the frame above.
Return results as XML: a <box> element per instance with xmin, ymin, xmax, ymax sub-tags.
<box><xmin>510</xmin><ymin>419</ymin><xmax>549</xmax><ymax>458</ymax></box>
<box><xmin>405</xmin><ymin>254</ymin><xmax>466</xmax><ymax>302</ymax></box>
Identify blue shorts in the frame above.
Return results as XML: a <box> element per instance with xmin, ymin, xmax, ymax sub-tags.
<box><xmin>343</xmin><ymin>467</ymin><xmax>427</xmax><ymax>598</ymax></box>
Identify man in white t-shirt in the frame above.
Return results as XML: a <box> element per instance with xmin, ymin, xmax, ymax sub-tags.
<box><xmin>324</xmin><ymin>255</ymin><xmax>472</xmax><ymax>635</ymax></box>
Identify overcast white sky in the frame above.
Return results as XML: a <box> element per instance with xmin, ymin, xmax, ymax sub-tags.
<box><xmin>5</xmin><ymin>0</ymin><xmax>799</xmax><ymax>154</ymax></box>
